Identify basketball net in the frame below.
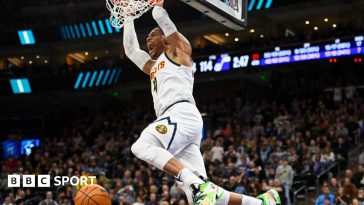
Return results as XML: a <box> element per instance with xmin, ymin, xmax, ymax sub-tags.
<box><xmin>106</xmin><ymin>0</ymin><xmax>157</xmax><ymax>28</ymax></box>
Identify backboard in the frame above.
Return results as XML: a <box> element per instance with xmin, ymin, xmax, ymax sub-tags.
<box><xmin>180</xmin><ymin>0</ymin><xmax>247</xmax><ymax>30</ymax></box>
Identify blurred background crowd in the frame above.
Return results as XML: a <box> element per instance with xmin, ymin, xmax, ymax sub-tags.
<box><xmin>1</xmin><ymin>84</ymin><xmax>363</xmax><ymax>205</ymax></box>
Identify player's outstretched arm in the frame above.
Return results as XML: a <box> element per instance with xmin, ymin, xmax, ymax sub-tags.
<box><xmin>152</xmin><ymin>0</ymin><xmax>192</xmax><ymax>57</ymax></box>
<box><xmin>123</xmin><ymin>21</ymin><xmax>154</xmax><ymax>75</ymax></box>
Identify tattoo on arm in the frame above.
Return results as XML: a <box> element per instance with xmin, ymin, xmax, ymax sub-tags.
<box><xmin>172</xmin><ymin>48</ymin><xmax>178</xmax><ymax>57</ymax></box>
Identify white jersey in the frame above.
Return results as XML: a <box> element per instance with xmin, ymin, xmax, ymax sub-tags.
<box><xmin>149</xmin><ymin>52</ymin><xmax>196</xmax><ymax>117</ymax></box>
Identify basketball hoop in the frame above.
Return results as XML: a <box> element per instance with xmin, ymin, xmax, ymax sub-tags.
<box><xmin>106</xmin><ymin>0</ymin><xmax>157</xmax><ymax>28</ymax></box>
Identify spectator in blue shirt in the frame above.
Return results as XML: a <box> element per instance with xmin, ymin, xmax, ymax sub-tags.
<box><xmin>315</xmin><ymin>186</ymin><xmax>335</xmax><ymax>205</ymax></box>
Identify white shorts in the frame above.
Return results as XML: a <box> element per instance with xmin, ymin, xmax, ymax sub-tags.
<box><xmin>141</xmin><ymin>102</ymin><xmax>207</xmax><ymax>204</ymax></box>
<box><xmin>143</xmin><ymin>102</ymin><xmax>203</xmax><ymax>155</ymax></box>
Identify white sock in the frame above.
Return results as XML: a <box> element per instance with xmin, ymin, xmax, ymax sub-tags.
<box><xmin>216</xmin><ymin>188</ymin><xmax>230</xmax><ymax>205</ymax></box>
<box><xmin>241</xmin><ymin>195</ymin><xmax>262</xmax><ymax>205</ymax></box>
<box><xmin>177</xmin><ymin>168</ymin><xmax>204</xmax><ymax>186</ymax></box>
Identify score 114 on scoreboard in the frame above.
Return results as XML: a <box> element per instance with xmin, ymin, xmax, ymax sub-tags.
<box><xmin>192</xmin><ymin>53</ymin><xmax>259</xmax><ymax>73</ymax></box>
<box><xmin>192</xmin><ymin>35</ymin><xmax>364</xmax><ymax>73</ymax></box>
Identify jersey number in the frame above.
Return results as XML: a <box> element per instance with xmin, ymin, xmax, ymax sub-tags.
<box><xmin>152</xmin><ymin>77</ymin><xmax>157</xmax><ymax>93</ymax></box>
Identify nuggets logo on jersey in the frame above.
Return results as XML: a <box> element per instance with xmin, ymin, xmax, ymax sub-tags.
<box><xmin>155</xmin><ymin>125</ymin><xmax>168</xmax><ymax>134</ymax></box>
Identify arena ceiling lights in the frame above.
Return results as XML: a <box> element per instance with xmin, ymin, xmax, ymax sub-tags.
<box><xmin>60</xmin><ymin>18</ymin><xmax>120</xmax><ymax>40</ymax></box>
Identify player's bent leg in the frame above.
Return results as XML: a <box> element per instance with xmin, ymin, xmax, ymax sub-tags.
<box><xmin>170</xmin><ymin>136</ymin><xmax>280</xmax><ymax>205</ymax></box>
<box><xmin>175</xmin><ymin>143</ymin><xmax>207</xmax><ymax>178</ymax></box>
<box><xmin>209</xmin><ymin>186</ymin><xmax>280</xmax><ymax>205</ymax></box>
<box><xmin>211</xmin><ymin>185</ymin><xmax>263</xmax><ymax>205</ymax></box>
<box><xmin>131</xmin><ymin>130</ymin><xmax>174</xmax><ymax>171</ymax></box>
<box><xmin>131</xmin><ymin>135</ymin><xmax>204</xmax><ymax>182</ymax></box>
<box><xmin>131</xmin><ymin>127</ymin><xmax>201</xmax><ymax>178</ymax></box>
<box><xmin>134</xmin><ymin>107</ymin><xmax>219</xmax><ymax>205</ymax></box>
<box><xmin>175</xmin><ymin>143</ymin><xmax>208</xmax><ymax>204</ymax></box>
<box><xmin>216</xmin><ymin>185</ymin><xmax>280</xmax><ymax>205</ymax></box>
<box><xmin>178</xmin><ymin>172</ymin><xmax>280</xmax><ymax>205</ymax></box>
<box><xmin>223</xmin><ymin>188</ymin><xmax>281</xmax><ymax>205</ymax></box>
<box><xmin>174</xmin><ymin>144</ymin><xmax>229</xmax><ymax>205</ymax></box>
<box><xmin>257</xmin><ymin>189</ymin><xmax>281</xmax><ymax>205</ymax></box>
<box><xmin>131</xmin><ymin>131</ymin><xmax>188</xmax><ymax>177</ymax></box>
<box><xmin>229</xmin><ymin>192</ymin><xmax>260</xmax><ymax>205</ymax></box>
<box><xmin>131</xmin><ymin>130</ymin><xmax>217</xmax><ymax>203</ymax></box>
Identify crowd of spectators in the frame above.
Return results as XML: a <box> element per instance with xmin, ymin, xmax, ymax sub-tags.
<box><xmin>314</xmin><ymin>165</ymin><xmax>364</xmax><ymax>205</ymax></box>
<box><xmin>0</xmin><ymin>86</ymin><xmax>363</xmax><ymax>205</ymax></box>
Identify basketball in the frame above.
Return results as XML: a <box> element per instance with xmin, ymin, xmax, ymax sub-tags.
<box><xmin>74</xmin><ymin>185</ymin><xmax>111</xmax><ymax>205</ymax></box>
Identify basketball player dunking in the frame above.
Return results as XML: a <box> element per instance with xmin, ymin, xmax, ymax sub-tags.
<box><xmin>123</xmin><ymin>1</ymin><xmax>281</xmax><ymax>205</ymax></box>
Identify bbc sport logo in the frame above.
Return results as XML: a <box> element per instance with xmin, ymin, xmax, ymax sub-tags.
<box><xmin>8</xmin><ymin>175</ymin><xmax>96</xmax><ymax>187</ymax></box>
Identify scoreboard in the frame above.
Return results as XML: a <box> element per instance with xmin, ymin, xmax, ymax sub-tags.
<box><xmin>192</xmin><ymin>35</ymin><xmax>364</xmax><ymax>73</ymax></box>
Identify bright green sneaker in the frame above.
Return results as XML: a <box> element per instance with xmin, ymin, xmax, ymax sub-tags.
<box><xmin>257</xmin><ymin>189</ymin><xmax>281</xmax><ymax>205</ymax></box>
<box><xmin>191</xmin><ymin>181</ymin><xmax>219</xmax><ymax>205</ymax></box>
